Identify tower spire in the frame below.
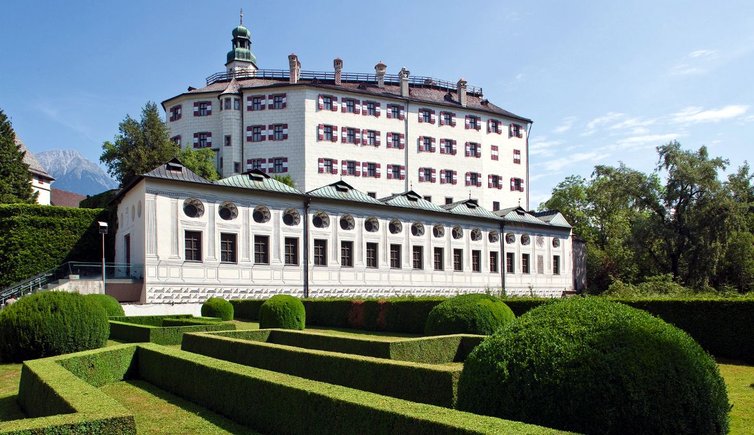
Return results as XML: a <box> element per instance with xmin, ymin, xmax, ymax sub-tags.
<box><xmin>240</xmin><ymin>8</ymin><xmax>243</xmax><ymax>25</ymax></box>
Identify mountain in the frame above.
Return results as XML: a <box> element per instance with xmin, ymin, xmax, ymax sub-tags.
<box><xmin>35</xmin><ymin>149</ymin><xmax>118</xmax><ymax>196</ymax></box>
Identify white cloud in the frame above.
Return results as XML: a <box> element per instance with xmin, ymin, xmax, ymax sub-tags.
<box><xmin>541</xmin><ymin>151</ymin><xmax>609</xmax><ymax>172</ymax></box>
<box><xmin>688</xmin><ymin>49</ymin><xmax>717</xmax><ymax>58</ymax></box>
<box><xmin>671</xmin><ymin>105</ymin><xmax>749</xmax><ymax>124</ymax></box>
<box><xmin>553</xmin><ymin>116</ymin><xmax>576</xmax><ymax>134</ymax></box>
<box><xmin>669</xmin><ymin>49</ymin><xmax>718</xmax><ymax>76</ymax></box>
<box><xmin>608</xmin><ymin>117</ymin><xmax>656</xmax><ymax>131</ymax></box>
<box><xmin>583</xmin><ymin>112</ymin><xmax>624</xmax><ymax>135</ymax></box>
<box><xmin>529</xmin><ymin>139</ymin><xmax>562</xmax><ymax>157</ymax></box>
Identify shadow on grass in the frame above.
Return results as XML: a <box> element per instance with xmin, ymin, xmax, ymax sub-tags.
<box><xmin>0</xmin><ymin>395</ymin><xmax>25</xmax><ymax>422</ymax></box>
<box><xmin>101</xmin><ymin>379</ymin><xmax>259</xmax><ymax>434</ymax></box>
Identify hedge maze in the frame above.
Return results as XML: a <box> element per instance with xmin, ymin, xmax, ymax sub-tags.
<box><xmin>108</xmin><ymin>314</ymin><xmax>235</xmax><ymax>345</ymax></box>
<box><xmin>1</xmin><ymin>343</ymin><xmax>563</xmax><ymax>434</ymax></box>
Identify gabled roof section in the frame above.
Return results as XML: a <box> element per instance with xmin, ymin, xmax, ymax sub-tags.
<box><xmin>143</xmin><ymin>158</ymin><xmax>213</xmax><ymax>184</ymax></box>
<box><xmin>15</xmin><ymin>138</ymin><xmax>54</xmax><ymax>180</ymax></box>
<box><xmin>531</xmin><ymin>210</ymin><xmax>572</xmax><ymax>228</ymax></box>
<box><xmin>441</xmin><ymin>199</ymin><xmax>500</xmax><ymax>219</ymax></box>
<box><xmin>219</xmin><ymin>78</ymin><xmax>241</xmax><ymax>96</ymax></box>
<box><xmin>216</xmin><ymin>169</ymin><xmax>302</xmax><ymax>195</ymax></box>
<box><xmin>307</xmin><ymin>180</ymin><xmax>383</xmax><ymax>205</ymax></box>
<box><xmin>380</xmin><ymin>190</ymin><xmax>447</xmax><ymax>213</ymax></box>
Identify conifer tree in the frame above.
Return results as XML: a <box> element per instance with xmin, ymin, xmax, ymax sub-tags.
<box><xmin>0</xmin><ymin>109</ymin><xmax>36</xmax><ymax>204</ymax></box>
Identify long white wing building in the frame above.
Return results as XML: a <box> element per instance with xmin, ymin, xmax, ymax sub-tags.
<box><xmin>111</xmin><ymin>17</ymin><xmax>581</xmax><ymax>304</ymax></box>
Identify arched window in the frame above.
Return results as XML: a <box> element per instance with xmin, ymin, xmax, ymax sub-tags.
<box><xmin>253</xmin><ymin>206</ymin><xmax>271</xmax><ymax>223</ymax></box>
<box><xmin>389</xmin><ymin>219</ymin><xmax>402</xmax><ymax>234</ymax></box>
<box><xmin>364</xmin><ymin>217</ymin><xmax>379</xmax><ymax>232</ymax></box>
<box><xmin>340</xmin><ymin>214</ymin><xmax>355</xmax><ymax>230</ymax></box>
<box><xmin>312</xmin><ymin>211</ymin><xmax>330</xmax><ymax>228</ymax></box>
<box><xmin>411</xmin><ymin>222</ymin><xmax>425</xmax><ymax>237</ymax></box>
<box><xmin>183</xmin><ymin>198</ymin><xmax>204</xmax><ymax>218</ymax></box>
<box><xmin>283</xmin><ymin>209</ymin><xmax>301</xmax><ymax>226</ymax></box>
<box><xmin>219</xmin><ymin>202</ymin><xmax>238</xmax><ymax>221</ymax></box>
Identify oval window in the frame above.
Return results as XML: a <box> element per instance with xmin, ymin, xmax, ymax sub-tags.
<box><xmin>389</xmin><ymin>220</ymin><xmax>402</xmax><ymax>234</ymax></box>
<box><xmin>452</xmin><ymin>226</ymin><xmax>463</xmax><ymax>240</ymax></box>
<box><xmin>340</xmin><ymin>215</ymin><xmax>355</xmax><ymax>230</ymax></box>
<box><xmin>521</xmin><ymin>234</ymin><xmax>531</xmax><ymax>245</ymax></box>
<box><xmin>470</xmin><ymin>228</ymin><xmax>482</xmax><ymax>241</ymax></box>
<box><xmin>411</xmin><ymin>222</ymin><xmax>425</xmax><ymax>237</ymax></box>
<box><xmin>283</xmin><ymin>209</ymin><xmax>301</xmax><ymax>226</ymax></box>
<box><xmin>552</xmin><ymin>238</ymin><xmax>561</xmax><ymax>248</ymax></box>
<box><xmin>433</xmin><ymin>225</ymin><xmax>445</xmax><ymax>238</ymax></box>
<box><xmin>505</xmin><ymin>233</ymin><xmax>516</xmax><ymax>244</ymax></box>
<box><xmin>253</xmin><ymin>206</ymin><xmax>271</xmax><ymax>223</ymax></box>
<box><xmin>488</xmin><ymin>231</ymin><xmax>499</xmax><ymax>243</ymax></box>
<box><xmin>219</xmin><ymin>202</ymin><xmax>238</xmax><ymax>221</ymax></box>
<box><xmin>365</xmin><ymin>217</ymin><xmax>379</xmax><ymax>232</ymax></box>
<box><xmin>183</xmin><ymin>198</ymin><xmax>204</xmax><ymax>218</ymax></box>
<box><xmin>313</xmin><ymin>212</ymin><xmax>330</xmax><ymax>229</ymax></box>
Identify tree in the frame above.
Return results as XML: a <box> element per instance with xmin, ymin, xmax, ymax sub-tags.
<box><xmin>0</xmin><ymin>109</ymin><xmax>36</xmax><ymax>204</ymax></box>
<box><xmin>272</xmin><ymin>174</ymin><xmax>295</xmax><ymax>188</ymax></box>
<box><xmin>100</xmin><ymin>102</ymin><xmax>179</xmax><ymax>186</ymax></box>
<box><xmin>177</xmin><ymin>147</ymin><xmax>220</xmax><ymax>181</ymax></box>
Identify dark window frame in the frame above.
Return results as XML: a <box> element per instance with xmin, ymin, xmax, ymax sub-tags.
<box><xmin>254</xmin><ymin>235</ymin><xmax>270</xmax><ymax>265</ymax></box>
<box><xmin>220</xmin><ymin>233</ymin><xmax>237</xmax><ymax>263</ymax></box>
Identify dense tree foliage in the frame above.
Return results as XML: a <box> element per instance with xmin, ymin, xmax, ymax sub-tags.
<box><xmin>0</xmin><ymin>109</ymin><xmax>36</xmax><ymax>204</ymax></box>
<box><xmin>272</xmin><ymin>174</ymin><xmax>295</xmax><ymax>187</ymax></box>
<box><xmin>542</xmin><ymin>141</ymin><xmax>753</xmax><ymax>293</ymax></box>
<box><xmin>101</xmin><ymin>102</ymin><xmax>219</xmax><ymax>186</ymax></box>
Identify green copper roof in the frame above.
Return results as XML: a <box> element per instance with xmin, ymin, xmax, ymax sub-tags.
<box><xmin>532</xmin><ymin>210</ymin><xmax>572</xmax><ymax>228</ymax></box>
<box><xmin>216</xmin><ymin>170</ymin><xmax>302</xmax><ymax>195</ymax></box>
<box><xmin>308</xmin><ymin>181</ymin><xmax>384</xmax><ymax>205</ymax></box>
<box><xmin>232</xmin><ymin>25</ymin><xmax>250</xmax><ymax>38</ymax></box>
<box><xmin>497</xmin><ymin>207</ymin><xmax>555</xmax><ymax>227</ymax></box>
<box><xmin>227</xmin><ymin>48</ymin><xmax>256</xmax><ymax>64</ymax></box>
<box><xmin>380</xmin><ymin>191</ymin><xmax>447</xmax><ymax>213</ymax></box>
<box><xmin>442</xmin><ymin>200</ymin><xmax>500</xmax><ymax>220</ymax></box>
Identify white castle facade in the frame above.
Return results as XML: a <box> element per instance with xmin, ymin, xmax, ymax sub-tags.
<box><xmin>112</xmin><ymin>18</ymin><xmax>578</xmax><ymax>304</ymax></box>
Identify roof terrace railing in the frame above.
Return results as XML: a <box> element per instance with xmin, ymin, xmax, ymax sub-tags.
<box><xmin>206</xmin><ymin>69</ymin><xmax>483</xmax><ymax>96</ymax></box>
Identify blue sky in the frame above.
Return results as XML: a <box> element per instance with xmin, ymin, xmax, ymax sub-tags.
<box><xmin>2</xmin><ymin>1</ymin><xmax>753</xmax><ymax>207</ymax></box>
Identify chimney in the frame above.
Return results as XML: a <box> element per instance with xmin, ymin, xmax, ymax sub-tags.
<box><xmin>399</xmin><ymin>67</ymin><xmax>410</xmax><ymax>97</ymax></box>
<box><xmin>457</xmin><ymin>78</ymin><xmax>468</xmax><ymax>108</ymax></box>
<box><xmin>334</xmin><ymin>58</ymin><xmax>343</xmax><ymax>85</ymax></box>
<box><xmin>288</xmin><ymin>54</ymin><xmax>301</xmax><ymax>84</ymax></box>
<box><xmin>375</xmin><ymin>61</ymin><xmax>387</xmax><ymax>88</ymax></box>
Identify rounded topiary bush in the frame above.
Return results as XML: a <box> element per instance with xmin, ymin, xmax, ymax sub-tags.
<box><xmin>0</xmin><ymin>291</ymin><xmax>109</xmax><ymax>362</ymax></box>
<box><xmin>201</xmin><ymin>297</ymin><xmax>234</xmax><ymax>321</ymax></box>
<box><xmin>85</xmin><ymin>293</ymin><xmax>125</xmax><ymax>316</ymax></box>
<box><xmin>457</xmin><ymin>297</ymin><xmax>729</xmax><ymax>435</ymax></box>
<box><xmin>424</xmin><ymin>294</ymin><xmax>515</xmax><ymax>335</ymax></box>
<box><xmin>259</xmin><ymin>295</ymin><xmax>305</xmax><ymax>329</ymax></box>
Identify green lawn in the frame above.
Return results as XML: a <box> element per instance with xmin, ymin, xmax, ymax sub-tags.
<box><xmin>0</xmin><ymin>363</ymin><xmax>23</xmax><ymax>422</ymax></box>
<box><xmin>100</xmin><ymin>380</ymin><xmax>259</xmax><ymax>434</ymax></box>
<box><xmin>719</xmin><ymin>363</ymin><xmax>754</xmax><ymax>434</ymax></box>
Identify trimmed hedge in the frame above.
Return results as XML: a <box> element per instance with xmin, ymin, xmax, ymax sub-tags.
<box><xmin>109</xmin><ymin>315</ymin><xmax>234</xmax><ymax>345</ymax></box>
<box><xmin>229</xmin><ymin>299</ymin><xmax>265</xmax><ymax>321</ymax></box>
<box><xmin>259</xmin><ymin>295</ymin><xmax>305</xmax><ymax>329</ymax></box>
<box><xmin>86</xmin><ymin>294</ymin><xmax>125</xmax><ymax>317</ymax></box>
<box><xmin>201</xmin><ymin>297</ymin><xmax>233</xmax><ymax>321</ymax></box>
<box><xmin>139</xmin><ymin>344</ymin><xmax>563</xmax><ymax>434</ymax></box>
<box><xmin>197</xmin><ymin>329</ymin><xmax>483</xmax><ymax>364</ymax></box>
<box><xmin>0</xmin><ymin>205</ymin><xmax>109</xmax><ymax>287</ymax></box>
<box><xmin>304</xmin><ymin>297</ymin><xmax>445</xmax><ymax>333</ymax></box>
<box><xmin>0</xmin><ymin>291</ymin><xmax>109</xmax><ymax>362</ymax></box>
<box><xmin>7</xmin><ymin>345</ymin><xmax>137</xmax><ymax>434</ymax></box>
<box><xmin>458</xmin><ymin>298</ymin><xmax>730</xmax><ymax>434</ymax></box>
<box><xmin>182</xmin><ymin>331</ymin><xmax>463</xmax><ymax>407</ymax></box>
<box><xmin>425</xmin><ymin>294</ymin><xmax>515</xmax><ymax>335</ymax></box>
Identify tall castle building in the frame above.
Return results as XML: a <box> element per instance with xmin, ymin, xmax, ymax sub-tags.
<box><xmin>162</xmin><ymin>15</ymin><xmax>531</xmax><ymax>212</ymax></box>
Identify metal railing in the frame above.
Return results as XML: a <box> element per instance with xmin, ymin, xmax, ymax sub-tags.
<box><xmin>0</xmin><ymin>262</ymin><xmax>144</xmax><ymax>306</ymax></box>
<box><xmin>206</xmin><ymin>68</ymin><xmax>483</xmax><ymax>96</ymax></box>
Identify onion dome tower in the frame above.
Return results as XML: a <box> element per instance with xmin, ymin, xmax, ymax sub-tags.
<box><xmin>225</xmin><ymin>9</ymin><xmax>257</xmax><ymax>73</ymax></box>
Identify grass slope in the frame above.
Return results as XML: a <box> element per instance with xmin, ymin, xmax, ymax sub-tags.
<box><xmin>0</xmin><ymin>364</ymin><xmax>23</xmax><ymax>421</ymax></box>
<box><xmin>100</xmin><ymin>380</ymin><xmax>259</xmax><ymax>435</ymax></box>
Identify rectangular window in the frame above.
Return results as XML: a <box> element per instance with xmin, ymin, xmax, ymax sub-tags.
<box><xmin>272</xmin><ymin>94</ymin><xmax>285</xmax><ymax>109</ymax></box>
<box><xmin>249</xmin><ymin>96</ymin><xmax>264</xmax><ymax>111</ymax></box>
<box><xmin>434</xmin><ymin>247</ymin><xmax>444</xmax><ymax>271</ymax></box>
<box><xmin>323</xmin><ymin>159</ymin><xmax>334</xmax><ymax>174</ymax></box>
<box><xmin>553</xmin><ymin>255</ymin><xmax>560</xmax><ymax>275</ymax></box>
<box><xmin>169</xmin><ymin>105</ymin><xmax>182</xmax><ymax>121</ymax></box>
<box><xmin>491</xmin><ymin>145</ymin><xmax>499</xmax><ymax>161</ymax></box>
<box><xmin>322</xmin><ymin>96</ymin><xmax>333</xmax><ymax>111</ymax></box>
<box><xmin>247</xmin><ymin>158</ymin><xmax>265</xmax><ymax>171</ymax></box>
<box><xmin>453</xmin><ymin>249</ymin><xmax>463</xmax><ymax>272</ymax></box>
<box><xmin>366</xmin><ymin>242</ymin><xmax>378</xmax><ymax>268</ymax></box>
<box><xmin>537</xmin><ymin>255</ymin><xmax>544</xmax><ymax>274</ymax></box>
<box><xmin>506</xmin><ymin>252</ymin><xmax>515</xmax><ymax>273</ymax></box>
<box><xmin>511</xmin><ymin>177</ymin><xmax>525</xmax><ymax>192</ymax></box>
<box><xmin>224</xmin><ymin>135</ymin><xmax>231</xmax><ymax>147</ymax></box>
<box><xmin>412</xmin><ymin>246</ymin><xmax>424</xmax><ymax>270</ymax></box>
<box><xmin>254</xmin><ymin>235</ymin><xmax>270</xmax><ymax>264</ymax></box>
<box><xmin>493</xmin><ymin>201</ymin><xmax>500</xmax><ymax>211</ymax></box>
<box><xmin>194</xmin><ymin>132</ymin><xmax>211</xmax><ymax>148</ymax></box>
<box><xmin>422</xmin><ymin>137</ymin><xmax>433</xmax><ymax>152</ymax></box>
<box><xmin>514</xmin><ymin>149</ymin><xmax>522</xmax><ymax>164</ymax></box>
<box><xmin>472</xmin><ymin>250</ymin><xmax>481</xmax><ymax>272</ymax></box>
<box><xmin>420</xmin><ymin>109</ymin><xmax>432</xmax><ymax>123</ymax></box>
<box><xmin>391</xmin><ymin>133</ymin><xmax>401</xmax><ymax>149</ymax></box>
<box><xmin>234</xmin><ymin>162</ymin><xmax>240</xmax><ymax>173</ymax></box>
<box><xmin>284</xmin><ymin>237</ymin><xmax>299</xmax><ymax>265</ymax></box>
<box><xmin>324</xmin><ymin>125</ymin><xmax>333</xmax><ymax>141</ymax></box>
<box><xmin>489</xmin><ymin>119</ymin><xmax>501</xmax><ymax>134</ymax></box>
<box><xmin>441</xmin><ymin>139</ymin><xmax>455</xmax><ymax>155</ymax></box>
<box><xmin>347</xmin><ymin>128</ymin><xmax>357</xmax><ymax>143</ymax></box>
<box><xmin>223</xmin><ymin>98</ymin><xmax>231</xmax><ymax>110</ymax></box>
<box><xmin>185</xmin><ymin>231</ymin><xmax>202</xmax><ymax>262</ymax></box>
<box><xmin>390</xmin><ymin>244</ymin><xmax>401</xmax><ymax>269</ymax></box>
<box><xmin>490</xmin><ymin>251</ymin><xmax>499</xmax><ymax>273</ymax></box>
<box><xmin>341</xmin><ymin>241</ymin><xmax>354</xmax><ymax>267</ymax></box>
<box><xmin>220</xmin><ymin>233</ymin><xmax>237</xmax><ymax>263</ymax></box>
<box><xmin>367</xmin><ymin>102</ymin><xmax>377</xmax><ymax>116</ymax></box>
<box><xmin>314</xmin><ymin>239</ymin><xmax>327</xmax><ymax>266</ymax></box>
<box><xmin>273</xmin><ymin>125</ymin><xmax>284</xmax><ymax>141</ymax></box>
<box><xmin>489</xmin><ymin>175</ymin><xmax>502</xmax><ymax>189</ymax></box>
<box><xmin>366</xmin><ymin>162</ymin><xmax>377</xmax><ymax>178</ymax></box>
<box><xmin>270</xmin><ymin>157</ymin><xmax>287</xmax><ymax>173</ymax></box>
<box><xmin>195</xmin><ymin>101</ymin><xmax>211</xmax><ymax>116</ymax></box>
<box><xmin>367</xmin><ymin>130</ymin><xmax>377</xmax><ymax>146</ymax></box>
<box><xmin>390</xmin><ymin>105</ymin><xmax>401</xmax><ymax>119</ymax></box>
<box><xmin>445</xmin><ymin>197</ymin><xmax>453</xmax><ymax>205</ymax></box>
<box><xmin>347</xmin><ymin>161</ymin><xmax>357</xmax><ymax>176</ymax></box>
<box><xmin>234</xmin><ymin>98</ymin><xmax>241</xmax><ymax>110</ymax></box>
<box><xmin>391</xmin><ymin>165</ymin><xmax>401</xmax><ymax>180</ymax></box>
<box><xmin>466</xmin><ymin>115</ymin><xmax>480</xmax><ymax>130</ymax></box>
<box><xmin>171</xmin><ymin>135</ymin><xmax>181</xmax><ymax>147</ymax></box>
<box><xmin>510</xmin><ymin>123</ymin><xmax>523</xmax><ymax>138</ymax></box>
<box><xmin>250</xmin><ymin>126</ymin><xmax>263</xmax><ymax>142</ymax></box>
<box><xmin>441</xmin><ymin>111</ymin><xmax>454</xmax><ymax>126</ymax></box>
<box><xmin>522</xmin><ymin>253</ymin><xmax>530</xmax><ymax>274</ymax></box>
<box><xmin>346</xmin><ymin>99</ymin><xmax>356</xmax><ymax>113</ymax></box>
<box><xmin>466</xmin><ymin>142</ymin><xmax>481</xmax><ymax>158</ymax></box>
<box><xmin>422</xmin><ymin>167</ymin><xmax>432</xmax><ymax>182</ymax></box>
<box><xmin>443</xmin><ymin>170</ymin><xmax>454</xmax><ymax>185</ymax></box>
<box><xmin>423</xmin><ymin>195</ymin><xmax>431</xmax><ymax>202</ymax></box>
<box><xmin>367</xmin><ymin>192</ymin><xmax>376</xmax><ymax>198</ymax></box>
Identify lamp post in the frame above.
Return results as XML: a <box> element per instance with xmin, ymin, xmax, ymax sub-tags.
<box><xmin>98</xmin><ymin>221</ymin><xmax>108</xmax><ymax>293</ymax></box>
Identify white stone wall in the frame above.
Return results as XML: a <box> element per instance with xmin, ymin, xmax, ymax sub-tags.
<box><xmin>115</xmin><ymin>177</ymin><xmax>572</xmax><ymax>303</ymax></box>
<box><xmin>166</xmin><ymin>84</ymin><xmax>530</xmax><ymax>209</ymax></box>
<box><xmin>115</xmin><ymin>180</ymin><xmax>146</xmax><ymax>278</ymax></box>
<box><xmin>31</xmin><ymin>175</ymin><xmax>51</xmax><ymax>205</ymax></box>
